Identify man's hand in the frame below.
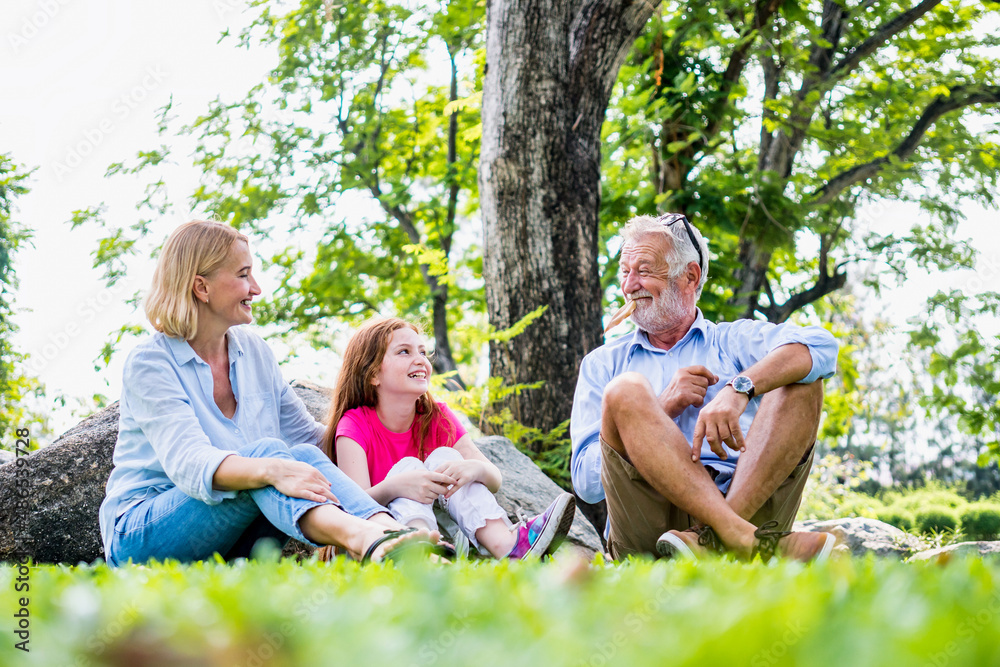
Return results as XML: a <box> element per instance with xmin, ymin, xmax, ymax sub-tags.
<box><xmin>433</xmin><ymin>459</ymin><xmax>487</xmax><ymax>498</ymax></box>
<box><xmin>386</xmin><ymin>469</ymin><xmax>457</xmax><ymax>504</ymax></box>
<box><xmin>691</xmin><ymin>385</ymin><xmax>750</xmax><ymax>461</ymax></box>
<box><xmin>658</xmin><ymin>366</ymin><xmax>719</xmax><ymax>419</ymax></box>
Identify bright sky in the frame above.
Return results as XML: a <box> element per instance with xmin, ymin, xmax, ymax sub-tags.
<box><xmin>2</xmin><ymin>1</ymin><xmax>998</xmax><ymax>445</ymax></box>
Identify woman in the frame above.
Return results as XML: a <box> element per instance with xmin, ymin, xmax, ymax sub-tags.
<box><xmin>99</xmin><ymin>221</ymin><xmax>444</xmax><ymax>565</ymax></box>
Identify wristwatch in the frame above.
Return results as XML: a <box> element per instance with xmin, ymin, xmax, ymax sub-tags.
<box><xmin>727</xmin><ymin>375</ymin><xmax>755</xmax><ymax>400</ymax></box>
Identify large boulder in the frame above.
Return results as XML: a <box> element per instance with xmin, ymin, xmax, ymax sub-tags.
<box><xmin>0</xmin><ymin>403</ymin><xmax>120</xmax><ymax>564</ymax></box>
<box><xmin>794</xmin><ymin>517</ymin><xmax>925</xmax><ymax>559</ymax></box>
<box><xmin>909</xmin><ymin>541</ymin><xmax>1000</xmax><ymax>563</ymax></box>
<box><xmin>0</xmin><ymin>380</ymin><xmax>601</xmax><ymax>563</ymax></box>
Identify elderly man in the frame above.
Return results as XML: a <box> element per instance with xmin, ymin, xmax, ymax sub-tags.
<box><xmin>571</xmin><ymin>213</ymin><xmax>838</xmax><ymax>562</ymax></box>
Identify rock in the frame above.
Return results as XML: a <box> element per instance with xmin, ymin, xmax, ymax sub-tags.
<box><xmin>0</xmin><ymin>381</ymin><xmax>601</xmax><ymax>563</ymax></box>
<box><xmin>473</xmin><ymin>436</ymin><xmax>603</xmax><ymax>557</ymax></box>
<box><xmin>288</xmin><ymin>379</ymin><xmax>333</xmax><ymax>422</ymax></box>
<box><xmin>0</xmin><ymin>449</ymin><xmax>14</xmax><ymax>465</ymax></box>
<box><xmin>0</xmin><ymin>403</ymin><xmax>120</xmax><ymax>564</ymax></box>
<box><xmin>794</xmin><ymin>517</ymin><xmax>925</xmax><ymax>559</ymax></box>
<box><xmin>909</xmin><ymin>541</ymin><xmax>1000</xmax><ymax>563</ymax></box>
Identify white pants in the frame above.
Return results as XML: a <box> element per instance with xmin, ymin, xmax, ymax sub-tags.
<box><xmin>385</xmin><ymin>447</ymin><xmax>511</xmax><ymax>550</ymax></box>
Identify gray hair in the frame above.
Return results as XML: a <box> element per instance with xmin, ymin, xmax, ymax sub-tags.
<box><xmin>620</xmin><ymin>213</ymin><xmax>709</xmax><ymax>300</ymax></box>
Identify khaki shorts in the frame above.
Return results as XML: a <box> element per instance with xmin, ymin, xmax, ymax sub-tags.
<box><xmin>600</xmin><ymin>438</ymin><xmax>815</xmax><ymax>560</ymax></box>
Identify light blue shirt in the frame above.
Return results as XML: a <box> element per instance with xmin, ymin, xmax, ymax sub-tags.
<box><xmin>98</xmin><ymin>327</ymin><xmax>326</xmax><ymax>553</ymax></box>
<box><xmin>570</xmin><ymin>310</ymin><xmax>839</xmax><ymax>504</ymax></box>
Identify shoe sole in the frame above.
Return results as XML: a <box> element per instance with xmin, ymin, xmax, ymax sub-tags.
<box><xmin>813</xmin><ymin>532</ymin><xmax>836</xmax><ymax>563</ymax></box>
<box><xmin>655</xmin><ymin>532</ymin><xmax>697</xmax><ymax>560</ymax></box>
<box><xmin>525</xmin><ymin>493</ymin><xmax>576</xmax><ymax>559</ymax></box>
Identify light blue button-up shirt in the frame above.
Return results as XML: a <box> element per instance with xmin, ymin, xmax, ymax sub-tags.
<box><xmin>98</xmin><ymin>326</ymin><xmax>326</xmax><ymax>554</ymax></box>
<box><xmin>570</xmin><ymin>310</ymin><xmax>839</xmax><ymax>504</ymax></box>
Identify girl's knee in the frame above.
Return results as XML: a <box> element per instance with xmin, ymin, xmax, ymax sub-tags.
<box><xmin>424</xmin><ymin>446</ymin><xmax>462</xmax><ymax>469</ymax></box>
<box><xmin>387</xmin><ymin>456</ymin><xmax>425</xmax><ymax>475</ymax></box>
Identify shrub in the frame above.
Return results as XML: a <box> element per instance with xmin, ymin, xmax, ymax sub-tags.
<box><xmin>914</xmin><ymin>506</ymin><xmax>959</xmax><ymax>535</ymax></box>
<box><xmin>877</xmin><ymin>509</ymin><xmax>914</xmax><ymax>532</ymax></box>
<box><xmin>837</xmin><ymin>495</ymin><xmax>884</xmax><ymax>520</ymax></box>
<box><xmin>888</xmin><ymin>488</ymin><xmax>967</xmax><ymax>514</ymax></box>
<box><xmin>960</xmin><ymin>503</ymin><xmax>1000</xmax><ymax>540</ymax></box>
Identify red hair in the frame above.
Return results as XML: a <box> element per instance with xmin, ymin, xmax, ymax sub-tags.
<box><xmin>321</xmin><ymin>317</ymin><xmax>455</xmax><ymax>462</ymax></box>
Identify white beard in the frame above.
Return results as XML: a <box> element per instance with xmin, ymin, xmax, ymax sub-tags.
<box><xmin>630</xmin><ymin>281</ymin><xmax>688</xmax><ymax>334</ymax></box>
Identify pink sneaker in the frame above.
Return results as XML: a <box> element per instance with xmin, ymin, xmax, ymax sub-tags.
<box><xmin>506</xmin><ymin>493</ymin><xmax>576</xmax><ymax>560</ymax></box>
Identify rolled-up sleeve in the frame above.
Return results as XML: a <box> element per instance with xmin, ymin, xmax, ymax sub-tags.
<box><xmin>278</xmin><ymin>382</ymin><xmax>327</xmax><ymax>446</ymax></box>
<box><xmin>718</xmin><ymin>320</ymin><xmax>839</xmax><ymax>384</ymax></box>
<box><xmin>570</xmin><ymin>353</ymin><xmax>611</xmax><ymax>504</ymax></box>
<box><xmin>123</xmin><ymin>351</ymin><xmax>237</xmax><ymax>504</ymax></box>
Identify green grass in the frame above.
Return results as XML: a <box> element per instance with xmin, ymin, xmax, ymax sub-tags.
<box><xmin>3</xmin><ymin>555</ymin><xmax>1000</xmax><ymax>667</ymax></box>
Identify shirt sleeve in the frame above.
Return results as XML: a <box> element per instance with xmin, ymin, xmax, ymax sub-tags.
<box><xmin>249</xmin><ymin>334</ymin><xmax>326</xmax><ymax>447</ymax></box>
<box><xmin>570</xmin><ymin>350</ymin><xmax>612</xmax><ymax>504</ymax></box>
<box><xmin>437</xmin><ymin>402</ymin><xmax>468</xmax><ymax>443</ymax></box>
<box><xmin>335</xmin><ymin>410</ymin><xmax>371</xmax><ymax>452</ymax></box>
<box><xmin>716</xmin><ymin>319</ymin><xmax>839</xmax><ymax>384</ymax></box>
<box><xmin>122</xmin><ymin>348</ymin><xmax>237</xmax><ymax>505</ymax></box>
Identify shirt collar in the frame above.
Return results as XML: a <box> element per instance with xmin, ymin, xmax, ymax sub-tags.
<box><xmin>164</xmin><ymin>334</ymin><xmax>198</xmax><ymax>365</ymax></box>
<box><xmin>163</xmin><ymin>329</ymin><xmax>246</xmax><ymax>366</ymax></box>
<box><xmin>627</xmin><ymin>308</ymin><xmax>709</xmax><ymax>355</ymax></box>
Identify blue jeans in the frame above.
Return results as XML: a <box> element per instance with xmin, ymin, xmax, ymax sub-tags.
<box><xmin>107</xmin><ymin>438</ymin><xmax>387</xmax><ymax>566</ymax></box>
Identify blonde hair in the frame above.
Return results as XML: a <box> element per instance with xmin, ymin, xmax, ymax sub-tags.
<box><xmin>145</xmin><ymin>221</ymin><xmax>248</xmax><ymax>340</ymax></box>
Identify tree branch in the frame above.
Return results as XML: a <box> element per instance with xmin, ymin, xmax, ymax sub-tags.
<box><xmin>701</xmin><ymin>0</ymin><xmax>783</xmax><ymax>145</ymax></box>
<box><xmin>763</xmin><ymin>265</ymin><xmax>848</xmax><ymax>323</ymax></box>
<box><xmin>828</xmin><ymin>0</ymin><xmax>942</xmax><ymax>83</ymax></box>
<box><xmin>568</xmin><ymin>0</ymin><xmax>663</xmax><ymax>137</ymax></box>
<box><xmin>811</xmin><ymin>84</ymin><xmax>1000</xmax><ymax>205</ymax></box>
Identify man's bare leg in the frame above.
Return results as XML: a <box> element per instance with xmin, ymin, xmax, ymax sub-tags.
<box><xmin>602</xmin><ymin>372</ymin><xmax>756</xmax><ymax>556</ymax></box>
<box><xmin>724</xmin><ymin>382</ymin><xmax>824</xmax><ymax>522</ymax></box>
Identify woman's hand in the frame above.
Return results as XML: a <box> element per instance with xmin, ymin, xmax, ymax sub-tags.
<box><xmin>433</xmin><ymin>459</ymin><xmax>487</xmax><ymax>498</ymax></box>
<box><xmin>386</xmin><ymin>469</ymin><xmax>457</xmax><ymax>504</ymax></box>
<box><xmin>266</xmin><ymin>459</ymin><xmax>340</xmax><ymax>504</ymax></box>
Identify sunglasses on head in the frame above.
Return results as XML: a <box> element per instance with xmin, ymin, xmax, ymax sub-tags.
<box><xmin>656</xmin><ymin>212</ymin><xmax>703</xmax><ymax>271</ymax></box>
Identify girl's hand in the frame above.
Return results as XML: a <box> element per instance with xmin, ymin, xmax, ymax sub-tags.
<box><xmin>389</xmin><ymin>469</ymin><xmax>457</xmax><ymax>504</ymax></box>
<box><xmin>433</xmin><ymin>459</ymin><xmax>486</xmax><ymax>498</ymax></box>
<box><xmin>266</xmin><ymin>459</ymin><xmax>340</xmax><ymax>504</ymax></box>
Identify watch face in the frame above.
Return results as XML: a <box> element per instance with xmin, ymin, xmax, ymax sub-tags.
<box><xmin>732</xmin><ymin>376</ymin><xmax>753</xmax><ymax>393</ymax></box>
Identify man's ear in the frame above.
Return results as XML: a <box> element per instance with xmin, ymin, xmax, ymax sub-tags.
<box><xmin>686</xmin><ymin>261</ymin><xmax>702</xmax><ymax>290</ymax></box>
<box><xmin>192</xmin><ymin>275</ymin><xmax>209</xmax><ymax>304</ymax></box>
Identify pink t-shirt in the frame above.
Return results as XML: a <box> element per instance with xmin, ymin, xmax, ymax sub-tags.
<box><xmin>335</xmin><ymin>403</ymin><xmax>468</xmax><ymax>485</ymax></box>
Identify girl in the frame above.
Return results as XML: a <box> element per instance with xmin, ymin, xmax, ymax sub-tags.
<box><xmin>322</xmin><ymin>317</ymin><xmax>576</xmax><ymax>560</ymax></box>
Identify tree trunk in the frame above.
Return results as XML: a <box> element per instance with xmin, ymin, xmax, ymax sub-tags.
<box><xmin>479</xmin><ymin>0</ymin><xmax>656</xmax><ymax>434</ymax></box>
<box><xmin>730</xmin><ymin>237</ymin><xmax>772</xmax><ymax>320</ymax></box>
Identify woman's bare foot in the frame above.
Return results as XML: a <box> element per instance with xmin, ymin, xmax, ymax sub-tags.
<box><xmin>353</xmin><ymin>525</ymin><xmax>446</xmax><ymax>563</ymax></box>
